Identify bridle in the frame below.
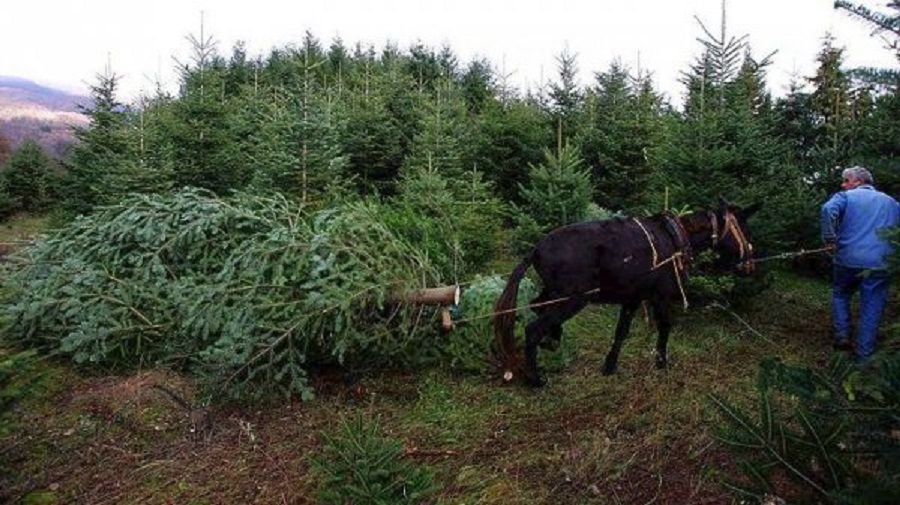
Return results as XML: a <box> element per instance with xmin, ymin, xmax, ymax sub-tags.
<box><xmin>708</xmin><ymin>210</ymin><xmax>755</xmax><ymax>273</ymax></box>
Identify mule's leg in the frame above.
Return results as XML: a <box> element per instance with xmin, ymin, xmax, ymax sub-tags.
<box><xmin>650</xmin><ymin>297</ymin><xmax>673</xmax><ymax>369</ymax></box>
<box><xmin>541</xmin><ymin>324</ymin><xmax>563</xmax><ymax>351</ymax></box>
<box><xmin>524</xmin><ymin>299</ymin><xmax>586</xmax><ymax>387</ymax></box>
<box><xmin>602</xmin><ymin>300</ymin><xmax>641</xmax><ymax>376</ymax></box>
<box><xmin>530</xmin><ymin>292</ymin><xmax>563</xmax><ymax>351</ymax></box>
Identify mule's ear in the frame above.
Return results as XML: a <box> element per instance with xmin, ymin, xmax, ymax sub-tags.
<box><xmin>740</xmin><ymin>202</ymin><xmax>762</xmax><ymax>219</ymax></box>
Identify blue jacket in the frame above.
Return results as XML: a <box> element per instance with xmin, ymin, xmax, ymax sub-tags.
<box><xmin>821</xmin><ymin>185</ymin><xmax>900</xmax><ymax>269</ymax></box>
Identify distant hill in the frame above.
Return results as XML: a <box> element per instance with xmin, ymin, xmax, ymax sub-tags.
<box><xmin>0</xmin><ymin>76</ymin><xmax>90</xmax><ymax>159</ymax></box>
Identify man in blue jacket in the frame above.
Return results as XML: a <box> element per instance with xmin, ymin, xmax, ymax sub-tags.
<box><xmin>821</xmin><ymin>166</ymin><xmax>900</xmax><ymax>364</ymax></box>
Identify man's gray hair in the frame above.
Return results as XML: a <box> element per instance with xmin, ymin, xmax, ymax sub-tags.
<box><xmin>842</xmin><ymin>165</ymin><xmax>874</xmax><ymax>184</ymax></box>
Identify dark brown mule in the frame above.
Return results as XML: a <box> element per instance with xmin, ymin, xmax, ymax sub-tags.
<box><xmin>493</xmin><ymin>198</ymin><xmax>758</xmax><ymax>387</ymax></box>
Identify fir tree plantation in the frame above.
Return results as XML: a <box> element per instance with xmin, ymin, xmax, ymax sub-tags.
<box><xmin>2</xmin><ymin>2</ymin><xmax>900</xmax><ymax>503</ymax></box>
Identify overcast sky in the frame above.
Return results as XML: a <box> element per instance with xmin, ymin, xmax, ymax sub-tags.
<box><xmin>1</xmin><ymin>0</ymin><xmax>896</xmax><ymax>104</ymax></box>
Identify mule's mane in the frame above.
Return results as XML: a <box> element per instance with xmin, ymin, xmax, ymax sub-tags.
<box><xmin>674</xmin><ymin>212</ymin><xmax>718</xmax><ymax>251</ymax></box>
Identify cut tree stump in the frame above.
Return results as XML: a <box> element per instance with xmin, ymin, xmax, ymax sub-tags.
<box><xmin>392</xmin><ymin>285</ymin><xmax>460</xmax><ymax>330</ymax></box>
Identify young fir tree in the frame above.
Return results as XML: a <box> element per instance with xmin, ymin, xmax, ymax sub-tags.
<box><xmin>341</xmin><ymin>48</ymin><xmax>425</xmax><ymax>194</ymax></box>
<box><xmin>63</xmin><ymin>68</ymin><xmax>144</xmax><ymax>216</ymax></box>
<box><xmin>244</xmin><ymin>84</ymin><xmax>349</xmax><ymax>205</ymax></box>
<box><xmin>2</xmin><ymin>139</ymin><xmax>58</xmax><ymax>213</ymax></box>
<box><xmin>666</xmin><ymin>7</ymin><xmax>779</xmax><ymax>208</ymax></box>
<box><xmin>460</xmin><ymin>58</ymin><xmax>497</xmax><ymax>115</ymax></box>
<box><xmin>663</xmin><ymin>5</ymin><xmax>813</xmax><ymax>252</ymax></box>
<box><xmin>472</xmin><ymin>95</ymin><xmax>550</xmax><ymax>204</ymax></box>
<box><xmin>168</xmin><ymin>21</ymin><xmax>249</xmax><ymax>194</ymax></box>
<box><xmin>774</xmin><ymin>77</ymin><xmax>818</xmax><ymax>168</ymax></box>
<box><xmin>327</xmin><ymin>36</ymin><xmax>352</xmax><ymax>99</ymax></box>
<box><xmin>833</xmin><ymin>2</ymin><xmax>900</xmax><ymax>193</ymax></box>
<box><xmin>399</xmin><ymin>78</ymin><xmax>470</xmax><ymax>185</ymax></box>
<box><xmin>395</xmin><ymin>79</ymin><xmax>504</xmax><ymax>275</ymax></box>
<box><xmin>513</xmin><ymin>142</ymin><xmax>594</xmax><ymax>252</ymax></box>
<box><xmin>580</xmin><ymin>60</ymin><xmax>667</xmax><ymax>212</ymax></box>
<box><xmin>808</xmin><ymin>33</ymin><xmax>853</xmax><ymax>173</ymax></box>
<box><xmin>326</xmin><ymin>43</ymin><xmax>398</xmax><ymax>195</ymax></box>
<box><xmin>546</xmin><ymin>48</ymin><xmax>585</xmax><ymax>145</ymax></box>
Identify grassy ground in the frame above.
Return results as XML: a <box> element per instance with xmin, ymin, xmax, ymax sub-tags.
<box><xmin>1</xmin><ymin>215</ymin><xmax>838</xmax><ymax>504</ymax></box>
<box><xmin>1</xmin><ymin>274</ymin><xmax>833</xmax><ymax>504</ymax></box>
<box><xmin>0</xmin><ymin>213</ymin><xmax>48</xmax><ymax>256</ymax></box>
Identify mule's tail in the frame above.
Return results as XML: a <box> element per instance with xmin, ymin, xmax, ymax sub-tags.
<box><xmin>493</xmin><ymin>251</ymin><xmax>534</xmax><ymax>382</ymax></box>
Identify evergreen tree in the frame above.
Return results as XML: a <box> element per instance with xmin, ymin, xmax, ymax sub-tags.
<box><xmin>131</xmin><ymin>92</ymin><xmax>178</xmax><ymax>195</ymax></box>
<box><xmin>580</xmin><ymin>60</ymin><xmax>666</xmax><ymax>212</ymax></box>
<box><xmin>168</xmin><ymin>23</ymin><xmax>249</xmax><ymax>193</ymax></box>
<box><xmin>460</xmin><ymin>58</ymin><xmax>497</xmax><ymax>115</ymax></box>
<box><xmin>666</xmin><ymin>9</ymin><xmax>781</xmax><ymax>206</ymax></box>
<box><xmin>833</xmin><ymin>2</ymin><xmax>900</xmax><ymax>194</ymax></box>
<box><xmin>63</xmin><ymin>69</ymin><xmax>171</xmax><ymax>215</ymax></box>
<box><xmin>400</xmin><ymin>79</ymin><xmax>470</xmax><ymax>184</ymax></box>
<box><xmin>222</xmin><ymin>41</ymin><xmax>255</xmax><ymax>96</ymax></box>
<box><xmin>347</xmin><ymin>53</ymin><xmax>425</xmax><ymax>194</ymax></box>
<box><xmin>244</xmin><ymin>84</ymin><xmax>349</xmax><ymax>204</ymax></box>
<box><xmin>2</xmin><ymin>139</ymin><xmax>58</xmax><ymax>212</ymax></box>
<box><xmin>338</xmin><ymin>88</ymin><xmax>407</xmax><ymax>195</ymax></box>
<box><xmin>663</xmin><ymin>6</ymin><xmax>814</xmax><ymax>251</ymax></box>
<box><xmin>546</xmin><ymin>48</ymin><xmax>585</xmax><ymax>144</ymax></box>
<box><xmin>406</xmin><ymin>43</ymin><xmax>450</xmax><ymax>93</ymax></box>
<box><xmin>774</xmin><ymin>77</ymin><xmax>818</xmax><ymax>168</ymax></box>
<box><xmin>513</xmin><ymin>143</ymin><xmax>594</xmax><ymax>251</ymax></box>
<box><xmin>808</xmin><ymin>33</ymin><xmax>853</xmax><ymax>171</ymax></box>
<box><xmin>835</xmin><ymin>1</ymin><xmax>900</xmax><ymax>63</ymax></box>
<box><xmin>471</xmin><ymin>97</ymin><xmax>549</xmax><ymax>203</ymax></box>
<box><xmin>327</xmin><ymin>36</ymin><xmax>352</xmax><ymax>98</ymax></box>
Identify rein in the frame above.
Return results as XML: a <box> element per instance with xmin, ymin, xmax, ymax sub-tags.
<box><xmin>740</xmin><ymin>245</ymin><xmax>834</xmax><ymax>265</ymax></box>
<box><xmin>713</xmin><ymin>210</ymin><xmax>755</xmax><ymax>273</ymax></box>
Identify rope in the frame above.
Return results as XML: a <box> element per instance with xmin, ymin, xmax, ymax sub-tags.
<box><xmin>743</xmin><ymin>245</ymin><xmax>834</xmax><ymax>265</ymax></box>
<box><xmin>452</xmin><ymin>287</ymin><xmax>603</xmax><ymax>324</ymax></box>
<box><xmin>636</xmin><ymin>215</ymin><xmax>689</xmax><ymax>309</ymax></box>
<box><xmin>633</xmin><ymin>218</ymin><xmax>659</xmax><ymax>266</ymax></box>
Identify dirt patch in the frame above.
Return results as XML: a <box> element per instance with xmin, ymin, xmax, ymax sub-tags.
<box><xmin>2</xmin><ymin>370</ymin><xmax>328</xmax><ymax>504</ymax></box>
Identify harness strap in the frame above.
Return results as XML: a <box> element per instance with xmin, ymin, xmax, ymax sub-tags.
<box><xmin>634</xmin><ymin>216</ymin><xmax>690</xmax><ymax>310</ymax></box>
<box><xmin>722</xmin><ymin>212</ymin><xmax>750</xmax><ymax>260</ymax></box>
<box><xmin>652</xmin><ymin>252</ymin><xmax>690</xmax><ymax>309</ymax></box>
<box><xmin>662</xmin><ymin>212</ymin><xmax>692</xmax><ymax>261</ymax></box>
<box><xmin>632</xmin><ymin>218</ymin><xmax>659</xmax><ymax>267</ymax></box>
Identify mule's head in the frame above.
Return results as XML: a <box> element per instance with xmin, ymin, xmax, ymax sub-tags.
<box><xmin>712</xmin><ymin>197</ymin><xmax>760</xmax><ymax>274</ymax></box>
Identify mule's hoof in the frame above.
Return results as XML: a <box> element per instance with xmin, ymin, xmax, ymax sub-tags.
<box><xmin>655</xmin><ymin>358</ymin><xmax>668</xmax><ymax>370</ymax></box>
<box><xmin>601</xmin><ymin>363</ymin><xmax>617</xmax><ymax>376</ymax></box>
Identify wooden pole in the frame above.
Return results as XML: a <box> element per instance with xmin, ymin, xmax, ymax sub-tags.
<box><xmin>392</xmin><ymin>285</ymin><xmax>460</xmax><ymax>306</ymax></box>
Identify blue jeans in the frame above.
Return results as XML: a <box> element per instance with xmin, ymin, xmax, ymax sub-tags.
<box><xmin>832</xmin><ymin>264</ymin><xmax>890</xmax><ymax>361</ymax></box>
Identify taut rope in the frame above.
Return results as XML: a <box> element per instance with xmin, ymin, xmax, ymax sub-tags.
<box><xmin>741</xmin><ymin>245</ymin><xmax>834</xmax><ymax>265</ymax></box>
